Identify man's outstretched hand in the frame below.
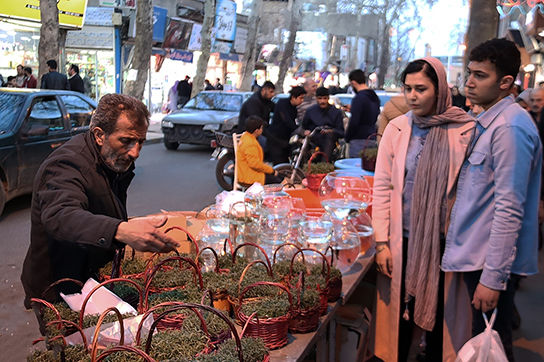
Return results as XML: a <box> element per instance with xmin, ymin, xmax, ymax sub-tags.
<box><xmin>115</xmin><ymin>215</ymin><xmax>179</xmax><ymax>253</ymax></box>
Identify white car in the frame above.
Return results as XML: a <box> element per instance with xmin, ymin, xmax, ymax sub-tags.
<box><xmin>161</xmin><ymin>91</ymin><xmax>253</xmax><ymax>150</ymax></box>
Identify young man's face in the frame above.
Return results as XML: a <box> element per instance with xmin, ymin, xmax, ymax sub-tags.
<box><xmin>291</xmin><ymin>94</ymin><xmax>305</xmax><ymax>107</ymax></box>
<box><xmin>261</xmin><ymin>87</ymin><xmax>275</xmax><ymax>100</ymax></box>
<box><xmin>317</xmin><ymin>95</ymin><xmax>330</xmax><ymax>109</ymax></box>
<box><xmin>465</xmin><ymin>60</ymin><xmax>513</xmax><ymax>110</ymax></box>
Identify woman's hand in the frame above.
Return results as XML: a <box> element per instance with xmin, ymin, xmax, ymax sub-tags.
<box><xmin>376</xmin><ymin>244</ymin><xmax>392</xmax><ymax>278</ymax></box>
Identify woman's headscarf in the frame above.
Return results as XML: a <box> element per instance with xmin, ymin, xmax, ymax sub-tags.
<box><xmin>404</xmin><ymin>57</ymin><xmax>474</xmax><ymax>331</ymax></box>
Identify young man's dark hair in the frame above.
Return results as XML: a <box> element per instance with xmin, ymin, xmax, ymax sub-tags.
<box><xmin>69</xmin><ymin>64</ymin><xmax>80</xmax><ymax>74</ymax></box>
<box><xmin>348</xmin><ymin>69</ymin><xmax>367</xmax><ymax>84</ymax></box>
<box><xmin>289</xmin><ymin>86</ymin><xmax>306</xmax><ymax>99</ymax></box>
<box><xmin>90</xmin><ymin>94</ymin><xmax>150</xmax><ymax>135</ymax></box>
<box><xmin>24</xmin><ymin>66</ymin><xmax>32</xmax><ymax>74</ymax></box>
<box><xmin>315</xmin><ymin>86</ymin><xmax>329</xmax><ymax>97</ymax></box>
<box><xmin>469</xmin><ymin>38</ymin><xmax>521</xmax><ymax>80</ymax></box>
<box><xmin>261</xmin><ymin>80</ymin><xmax>275</xmax><ymax>90</ymax></box>
<box><xmin>245</xmin><ymin>115</ymin><xmax>264</xmax><ymax>133</ymax></box>
<box><xmin>46</xmin><ymin>59</ymin><xmax>58</xmax><ymax>70</ymax></box>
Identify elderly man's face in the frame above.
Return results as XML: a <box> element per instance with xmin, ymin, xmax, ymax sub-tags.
<box><xmin>94</xmin><ymin>113</ymin><xmax>148</xmax><ymax>173</ymax></box>
<box><xmin>530</xmin><ymin>88</ymin><xmax>544</xmax><ymax>114</ymax></box>
<box><xmin>304</xmin><ymin>80</ymin><xmax>317</xmax><ymax>97</ymax></box>
<box><xmin>17</xmin><ymin>65</ymin><xmax>23</xmax><ymax>75</ymax></box>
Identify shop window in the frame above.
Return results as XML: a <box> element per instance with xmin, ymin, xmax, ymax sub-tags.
<box><xmin>60</xmin><ymin>95</ymin><xmax>95</xmax><ymax>128</ymax></box>
<box><xmin>26</xmin><ymin>97</ymin><xmax>64</xmax><ymax>133</ymax></box>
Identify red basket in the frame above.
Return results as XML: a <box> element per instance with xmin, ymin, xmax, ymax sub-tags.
<box><xmin>144</xmin><ymin>255</ymin><xmax>204</xmax><ymax>295</ymax></box>
<box><xmin>305</xmin><ymin>151</ymin><xmax>330</xmax><ymax>192</ymax></box>
<box><xmin>288</xmin><ymin>272</ymin><xmax>321</xmax><ymax>334</ymax></box>
<box><xmin>236</xmin><ymin>281</ymin><xmax>293</xmax><ymax>350</ymax></box>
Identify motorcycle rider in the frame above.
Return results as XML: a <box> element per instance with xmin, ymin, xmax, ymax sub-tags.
<box><xmin>301</xmin><ymin>87</ymin><xmax>344</xmax><ymax>161</ymax></box>
<box><xmin>267</xmin><ymin>86</ymin><xmax>306</xmax><ymax>165</ymax></box>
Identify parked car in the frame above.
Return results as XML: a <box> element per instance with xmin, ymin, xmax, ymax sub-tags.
<box><xmin>161</xmin><ymin>91</ymin><xmax>253</xmax><ymax>150</ymax></box>
<box><xmin>0</xmin><ymin>88</ymin><xmax>97</xmax><ymax>215</ymax></box>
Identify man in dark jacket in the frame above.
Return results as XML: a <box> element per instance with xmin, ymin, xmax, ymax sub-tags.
<box><xmin>345</xmin><ymin>69</ymin><xmax>380</xmax><ymax>158</ymax></box>
<box><xmin>68</xmin><ymin>64</ymin><xmax>85</xmax><ymax>93</ymax></box>
<box><xmin>302</xmin><ymin>87</ymin><xmax>344</xmax><ymax>161</ymax></box>
<box><xmin>177</xmin><ymin>75</ymin><xmax>192</xmax><ymax>107</ymax></box>
<box><xmin>238</xmin><ymin>81</ymin><xmax>276</xmax><ymax>132</ymax></box>
<box><xmin>267</xmin><ymin>86</ymin><xmax>306</xmax><ymax>165</ymax></box>
<box><xmin>21</xmin><ymin>94</ymin><xmax>178</xmax><ymax>309</ymax></box>
<box><xmin>41</xmin><ymin>59</ymin><xmax>70</xmax><ymax>90</ymax></box>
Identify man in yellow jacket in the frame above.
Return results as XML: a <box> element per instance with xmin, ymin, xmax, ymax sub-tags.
<box><xmin>237</xmin><ymin>116</ymin><xmax>282</xmax><ymax>187</ymax></box>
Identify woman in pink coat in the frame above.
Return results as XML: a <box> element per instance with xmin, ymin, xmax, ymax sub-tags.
<box><xmin>371</xmin><ymin>57</ymin><xmax>475</xmax><ymax>361</ymax></box>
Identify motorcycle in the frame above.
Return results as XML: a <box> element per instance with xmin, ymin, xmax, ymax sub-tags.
<box><xmin>274</xmin><ymin>127</ymin><xmax>347</xmax><ymax>186</ymax></box>
<box><xmin>212</xmin><ymin>131</ymin><xmax>236</xmax><ymax>191</ymax></box>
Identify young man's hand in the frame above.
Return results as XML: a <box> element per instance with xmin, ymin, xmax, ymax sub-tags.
<box><xmin>472</xmin><ymin>283</ymin><xmax>500</xmax><ymax>312</ymax></box>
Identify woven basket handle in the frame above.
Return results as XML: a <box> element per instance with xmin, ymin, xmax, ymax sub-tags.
<box><xmin>95</xmin><ymin>345</ymin><xmax>155</xmax><ymax>362</ymax></box>
<box><xmin>195</xmin><ymin>247</ymin><xmax>220</xmax><ymax>273</ymax></box>
<box><xmin>44</xmin><ymin>319</ymin><xmax>88</xmax><ymax>352</ymax></box>
<box><xmin>164</xmin><ymin>225</ymin><xmax>199</xmax><ymax>256</ymax></box>
<box><xmin>307</xmin><ymin>151</ymin><xmax>328</xmax><ymax>173</ymax></box>
<box><xmin>232</xmin><ymin>242</ymin><xmax>273</xmax><ymax>272</ymax></box>
<box><xmin>290</xmin><ymin>248</ymin><xmax>331</xmax><ymax>283</ymax></box>
<box><xmin>40</xmin><ymin>278</ymin><xmax>84</xmax><ymax>300</ymax></box>
<box><xmin>237</xmin><ymin>260</ymin><xmax>274</xmax><ymax>296</ymax></box>
<box><xmin>272</xmin><ymin>242</ymin><xmax>304</xmax><ymax>264</ymax></box>
<box><xmin>79</xmin><ymin>277</ymin><xmax>144</xmax><ymax>328</ymax></box>
<box><xmin>144</xmin><ymin>303</ymin><xmax>243</xmax><ymax>362</ymax></box>
<box><xmin>135</xmin><ymin>301</ymin><xmax>189</xmax><ymax>345</ymax></box>
<box><xmin>30</xmin><ymin>298</ymin><xmax>62</xmax><ymax>329</ymax></box>
<box><xmin>90</xmin><ymin>307</ymin><xmax>125</xmax><ymax>361</ymax></box>
<box><xmin>238</xmin><ymin>281</ymin><xmax>293</xmax><ymax>312</ymax></box>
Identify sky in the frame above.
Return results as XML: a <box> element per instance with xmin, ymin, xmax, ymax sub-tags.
<box><xmin>413</xmin><ymin>0</ymin><xmax>470</xmax><ymax>58</ymax></box>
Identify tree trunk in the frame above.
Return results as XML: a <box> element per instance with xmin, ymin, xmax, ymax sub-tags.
<box><xmin>123</xmin><ymin>0</ymin><xmax>153</xmax><ymax>100</ymax></box>
<box><xmin>240</xmin><ymin>0</ymin><xmax>263</xmax><ymax>91</ymax></box>
<box><xmin>192</xmin><ymin>0</ymin><xmax>215</xmax><ymax>98</ymax></box>
<box><xmin>58</xmin><ymin>29</ymin><xmax>67</xmax><ymax>73</ymax></box>
<box><xmin>377</xmin><ymin>21</ymin><xmax>391</xmax><ymax>88</ymax></box>
<box><xmin>276</xmin><ymin>0</ymin><xmax>300</xmax><ymax>93</ymax></box>
<box><xmin>38</xmin><ymin>0</ymin><xmax>60</xmax><ymax>82</ymax></box>
<box><xmin>465</xmin><ymin>0</ymin><xmax>498</xmax><ymax>67</ymax></box>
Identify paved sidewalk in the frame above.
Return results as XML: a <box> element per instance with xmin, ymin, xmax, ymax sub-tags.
<box><xmin>145</xmin><ymin>112</ymin><xmax>164</xmax><ymax>145</ymax></box>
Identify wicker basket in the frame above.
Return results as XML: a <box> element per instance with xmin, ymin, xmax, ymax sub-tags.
<box><xmin>272</xmin><ymin>243</ymin><xmax>304</xmax><ymax>286</ymax></box>
<box><xmin>289</xmin><ymin>248</ymin><xmax>331</xmax><ymax>316</ymax></box>
<box><xmin>144</xmin><ymin>256</ymin><xmax>204</xmax><ymax>295</ymax></box>
<box><xmin>323</xmin><ymin>245</ymin><xmax>343</xmax><ymax>302</ymax></box>
<box><xmin>236</xmin><ymin>281</ymin><xmax>293</xmax><ymax>350</ymax></box>
<box><xmin>305</xmin><ymin>151</ymin><xmax>330</xmax><ymax>192</ymax></box>
<box><xmin>288</xmin><ymin>272</ymin><xmax>321</xmax><ymax>334</ymax></box>
<box><xmin>227</xmin><ymin>259</ymin><xmax>275</xmax><ymax>310</ymax></box>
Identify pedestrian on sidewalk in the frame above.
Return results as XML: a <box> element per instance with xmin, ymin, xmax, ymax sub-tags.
<box><xmin>41</xmin><ymin>59</ymin><xmax>70</xmax><ymax>90</ymax></box>
<box><xmin>443</xmin><ymin>38</ymin><xmax>542</xmax><ymax>362</ymax></box>
<box><xmin>68</xmin><ymin>64</ymin><xmax>85</xmax><ymax>93</ymax></box>
<box><xmin>23</xmin><ymin>66</ymin><xmax>37</xmax><ymax>88</ymax></box>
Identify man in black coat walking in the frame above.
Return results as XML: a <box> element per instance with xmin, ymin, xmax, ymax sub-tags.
<box><xmin>41</xmin><ymin>59</ymin><xmax>70</xmax><ymax>90</ymax></box>
<box><xmin>68</xmin><ymin>64</ymin><xmax>85</xmax><ymax>93</ymax></box>
<box><xmin>177</xmin><ymin>75</ymin><xmax>192</xmax><ymax>107</ymax></box>
<box><xmin>267</xmin><ymin>86</ymin><xmax>306</xmax><ymax>165</ymax></box>
<box><xmin>21</xmin><ymin>94</ymin><xmax>178</xmax><ymax>309</ymax></box>
<box><xmin>238</xmin><ymin>81</ymin><xmax>276</xmax><ymax>132</ymax></box>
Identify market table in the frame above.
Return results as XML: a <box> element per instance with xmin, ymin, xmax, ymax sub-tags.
<box><xmin>269</xmin><ymin>250</ymin><xmax>375</xmax><ymax>362</ymax></box>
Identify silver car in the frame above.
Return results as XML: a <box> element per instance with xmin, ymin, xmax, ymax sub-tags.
<box><xmin>161</xmin><ymin>91</ymin><xmax>253</xmax><ymax>150</ymax></box>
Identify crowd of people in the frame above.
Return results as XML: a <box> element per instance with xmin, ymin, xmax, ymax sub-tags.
<box><xmin>1</xmin><ymin>59</ymin><xmax>93</xmax><ymax>95</ymax></box>
<box><xmin>17</xmin><ymin>36</ymin><xmax>542</xmax><ymax>362</ymax></box>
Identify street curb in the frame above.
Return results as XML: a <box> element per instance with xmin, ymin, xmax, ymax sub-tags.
<box><xmin>145</xmin><ymin>136</ymin><xmax>163</xmax><ymax>146</ymax></box>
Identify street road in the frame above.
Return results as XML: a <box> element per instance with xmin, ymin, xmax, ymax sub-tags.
<box><xmin>0</xmin><ymin>142</ymin><xmax>221</xmax><ymax>360</ymax></box>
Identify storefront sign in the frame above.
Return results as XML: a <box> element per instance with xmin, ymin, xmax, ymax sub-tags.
<box><xmin>163</xmin><ymin>18</ymin><xmax>193</xmax><ymax>50</ymax></box>
<box><xmin>234</xmin><ymin>27</ymin><xmax>247</xmax><ymax>54</ymax></box>
<box><xmin>497</xmin><ymin>1</ymin><xmax>544</xmax><ymax>16</ymax></box>
<box><xmin>188</xmin><ymin>23</ymin><xmax>202</xmax><ymax>51</ymax></box>
<box><xmin>165</xmin><ymin>48</ymin><xmax>194</xmax><ymax>63</ymax></box>
<box><xmin>99</xmin><ymin>0</ymin><xmax>136</xmax><ymax>9</ymax></box>
<box><xmin>153</xmin><ymin>6</ymin><xmax>168</xmax><ymax>43</ymax></box>
<box><xmin>212</xmin><ymin>0</ymin><xmax>236</xmax><ymax>53</ymax></box>
<box><xmin>65</xmin><ymin>26</ymin><xmax>114</xmax><ymax>49</ymax></box>
<box><xmin>0</xmin><ymin>0</ymin><xmax>88</xmax><ymax>28</ymax></box>
<box><xmin>219</xmin><ymin>53</ymin><xmax>240</xmax><ymax>62</ymax></box>
<box><xmin>84</xmin><ymin>7</ymin><xmax>113</xmax><ymax>26</ymax></box>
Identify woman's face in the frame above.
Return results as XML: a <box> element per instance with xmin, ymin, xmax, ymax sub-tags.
<box><xmin>403</xmin><ymin>70</ymin><xmax>437</xmax><ymax>117</ymax></box>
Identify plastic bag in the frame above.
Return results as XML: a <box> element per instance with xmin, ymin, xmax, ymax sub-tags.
<box><xmin>455</xmin><ymin>309</ymin><xmax>508</xmax><ymax>362</ymax></box>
